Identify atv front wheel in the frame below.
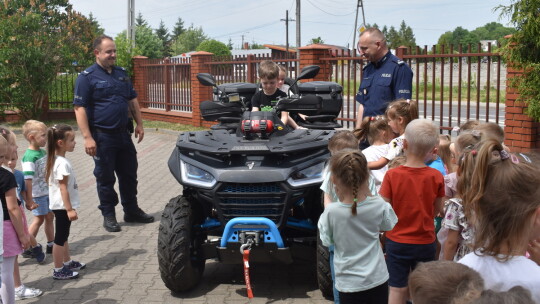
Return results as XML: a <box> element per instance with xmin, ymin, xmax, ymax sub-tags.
<box><xmin>316</xmin><ymin>232</ymin><xmax>334</xmax><ymax>299</ymax></box>
<box><xmin>158</xmin><ymin>195</ymin><xmax>205</xmax><ymax>292</ymax></box>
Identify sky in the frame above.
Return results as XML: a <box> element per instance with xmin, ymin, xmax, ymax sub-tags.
<box><xmin>69</xmin><ymin>0</ymin><xmax>513</xmax><ymax>49</ymax></box>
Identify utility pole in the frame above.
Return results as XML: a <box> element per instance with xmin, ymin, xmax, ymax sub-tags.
<box><xmin>127</xmin><ymin>0</ymin><xmax>135</xmax><ymax>51</ymax></box>
<box><xmin>281</xmin><ymin>10</ymin><xmax>295</xmax><ymax>54</ymax></box>
<box><xmin>352</xmin><ymin>0</ymin><xmax>366</xmax><ymax>54</ymax></box>
<box><xmin>295</xmin><ymin>0</ymin><xmax>301</xmax><ymax>70</ymax></box>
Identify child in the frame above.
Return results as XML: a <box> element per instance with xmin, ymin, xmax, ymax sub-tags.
<box><xmin>251</xmin><ymin>61</ymin><xmax>302</xmax><ymax>130</ymax></box>
<box><xmin>437</xmin><ymin>134</ymin><xmax>454</xmax><ymax>174</ymax></box>
<box><xmin>320</xmin><ymin>130</ymin><xmax>377</xmax><ymax>304</ymax></box>
<box><xmin>318</xmin><ymin>149</ymin><xmax>397</xmax><ymax>304</ymax></box>
<box><xmin>21</xmin><ymin>120</ymin><xmax>54</xmax><ymax>257</ymax></box>
<box><xmin>368</xmin><ymin>99</ymin><xmax>418</xmax><ymax>170</ymax></box>
<box><xmin>458</xmin><ymin>139</ymin><xmax>540</xmax><ymax>303</ymax></box>
<box><xmin>438</xmin><ymin>132</ymin><xmax>483</xmax><ymax>261</ymax></box>
<box><xmin>379</xmin><ymin>119</ymin><xmax>445</xmax><ymax>304</ymax></box>
<box><xmin>425</xmin><ymin>136</ymin><xmax>447</xmax><ymax>177</ymax></box>
<box><xmin>472</xmin><ymin>286</ymin><xmax>535</xmax><ymax>304</ymax></box>
<box><xmin>0</xmin><ymin>134</ymin><xmax>31</xmax><ymax>304</ymax></box>
<box><xmin>408</xmin><ymin>261</ymin><xmax>484</xmax><ymax>304</ymax></box>
<box><xmin>356</xmin><ymin>115</ymin><xmax>393</xmax><ymax>191</ymax></box>
<box><xmin>277</xmin><ymin>64</ymin><xmax>290</xmax><ymax>94</ymax></box>
<box><xmin>4</xmin><ymin>131</ymin><xmax>43</xmax><ymax>300</ymax></box>
<box><xmin>45</xmin><ymin>124</ymin><xmax>85</xmax><ymax>280</ymax></box>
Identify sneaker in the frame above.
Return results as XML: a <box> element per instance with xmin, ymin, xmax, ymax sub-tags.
<box><xmin>46</xmin><ymin>244</ymin><xmax>53</xmax><ymax>254</ymax></box>
<box><xmin>52</xmin><ymin>266</ymin><xmax>79</xmax><ymax>280</ymax></box>
<box><xmin>32</xmin><ymin>244</ymin><xmax>46</xmax><ymax>264</ymax></box>
<box><xmin>22</xmin><ymin>248</ymin><xmax>35</xmax><ymax>259</ymax></box>
<box><xmin>65</xmin><ymin>260</ymin><xmax>86</xmax><ymax>271</ymax></box>
<box><xmin>15</xmin><ymin>285</ymin><xmax>43</xmax><ymax>300</ymax></box>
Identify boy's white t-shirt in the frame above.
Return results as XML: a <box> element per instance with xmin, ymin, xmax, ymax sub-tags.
<box><xmin>362</xmin><ymin>144</ymin><xmax>389</xmax><ymax>191</ymax></box>
<box><xmin>459</xmin><ymin>252</ymin><xmax>540</xmax><ymax>303</ymax></box>
<box><xmin>49</xmin><ymin>156</ymin><xmax>80</xmax><ymax>210</ymax></box>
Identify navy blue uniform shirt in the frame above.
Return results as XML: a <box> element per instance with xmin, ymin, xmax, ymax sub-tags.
<box><xmin>356</xmin><ymin>51</ymin><xmax>413</xmax><ymax>118</ymax></box>
<box><xmin>73</xmin><ymin>63</ymin><xmax>137</xmax><ymax>130</ymax></box>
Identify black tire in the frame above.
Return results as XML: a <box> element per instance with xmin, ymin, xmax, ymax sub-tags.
<box><xmin>316</xmin><ymin>231</ymin><xmax>334</xmax><ymax>299</ymax></box>
<box><xmin>158</xmin><ymin>195</ymin><xmax>206</xmax><ymax>292</ymax></box>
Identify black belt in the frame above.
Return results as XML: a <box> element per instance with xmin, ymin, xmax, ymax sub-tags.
<box><xmin>92</xmin><ymin>126</ymin><xmax>127</xmax><ymax>134</ymax></box>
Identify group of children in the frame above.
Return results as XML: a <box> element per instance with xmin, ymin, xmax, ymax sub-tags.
<box><xmin>0</xmin><ymin>121</ymin><xmax>84</xmax><ymax>303</ymax></box>
<box><xmin>318</xmin><ymin>98</ymin><xmax>540</xmax><ymax>304</ymax></box>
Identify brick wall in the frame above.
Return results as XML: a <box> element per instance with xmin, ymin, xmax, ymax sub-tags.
<box><xmin>503</xmin><ymin>65</ymin><xmax>540</xmax><ymax>152</ymax></box>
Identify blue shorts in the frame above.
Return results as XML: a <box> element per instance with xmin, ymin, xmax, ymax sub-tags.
<box><xmin>32</xmin><ymin>196</ymin><xmax>52</xmax><ymax>216</ymax></box>
<box><xmin>385</xmin><ymin>239</ymin><xmax>436</xmax><ymax>288</ymax></box>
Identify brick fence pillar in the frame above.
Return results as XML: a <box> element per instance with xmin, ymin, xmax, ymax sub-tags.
<box><xmin>190</xmin><ymin>51</ymin><xmax>214</xmax><ymax>127</ymax></box>
<box><xmin>395</xmin><ymin>46</ymin><xmax>408</xmax><ymax>60</ymax></box>
<box><xmin>503</xmin><ymin>64</ymin><xmax>540</xmax><ymax>152</ymax></box>
<box><xmin>132</xmin><ymin>56</ymin><xmax>148</xmax><ymax>108</ymax></box>
<box><xmin>298</xmin><ymin>44</ymin><xmax>332</xmax><ymax>82</ymax></box>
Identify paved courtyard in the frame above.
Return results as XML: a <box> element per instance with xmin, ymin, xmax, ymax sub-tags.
<box><xmin>15</xmin><ymin>129</ymin><xmax>332</xmax><ymax>304</ymax></box>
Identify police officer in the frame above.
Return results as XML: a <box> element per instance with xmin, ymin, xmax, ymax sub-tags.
<box><xmin>73</xmin><ymin>35</ymin><xmax>154</xmax><ymax>232</ymax></box>
<box><xmin>355</xmin><ymin>28</ymin><xmax>413</xmax><ymax>130</ymax></box>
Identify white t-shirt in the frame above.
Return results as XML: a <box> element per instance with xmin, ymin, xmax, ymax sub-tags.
<box><xmin>49</xmin><ymin>156</ymin><xmax>80</xmax><ymax>210</ymax></box>
<box><xmin>362</xmin><ymin>144</ymin><xmax>389</xmax><ymax>191</ymax></box>
<box><xmin>459</xmin><ymin>252</ymin><xmax>540</xmax><ymax>303</ymax></box>
<box><xmin>318</xmin><ymin>196</ymin><xmax>397</xmax><ymax>293</ymax></box>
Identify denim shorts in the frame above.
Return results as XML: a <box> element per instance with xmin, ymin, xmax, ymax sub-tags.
<box><xmin>32</xmin><ymin>195</ymin><xmax>52</xmax><ymax>216</ymax></box>
<box><xmin>385</xmin><ymin>239</ymin><xmax>436</xmax><ymax>288</ymax></box>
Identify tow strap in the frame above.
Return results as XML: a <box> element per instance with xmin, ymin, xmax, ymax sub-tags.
<box><xmin>240</xmin><ymin>240</ymin><xmax>254</xmax><ymax>298</ymax></box>
<box><xmin>242</xmin><ymin>248</ymin><xmax>254</xmax><ymax>298</ymax></box>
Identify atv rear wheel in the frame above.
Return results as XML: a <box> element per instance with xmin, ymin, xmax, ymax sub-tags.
<box><xmin>158</xmin><ymin>195</ymin><xmax>205</xmax><ymax>292</ymax></box>
<box><xmin>316</xmin><ymin>232</ymin><xmax>334</xmax><ymax>299</ymax></box>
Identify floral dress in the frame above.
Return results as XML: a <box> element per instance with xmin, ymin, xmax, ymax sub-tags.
<box><xmin>442</xmin><ymin>198</ymin><xmax>474</xmax><ymax>261</ymax></box>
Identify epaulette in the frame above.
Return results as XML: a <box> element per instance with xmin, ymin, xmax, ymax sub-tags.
<box><xmin>81</xmin><ymin>69</ymin><xmax>93</xmax><ymax>75</ymax></box>
<box><xmin>114</xmin><ymin>66</ymin><xmax>126</xmax><ymax>71</ymax></box>
<box><xmin>397</xmin><ymin>60</ymin><xmax>405</xmax><ymax>66</ymax></box>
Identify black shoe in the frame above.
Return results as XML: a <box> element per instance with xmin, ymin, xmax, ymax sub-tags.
<box><xmin>124</xmin><ymin>208</ymin><xmax>154</xmax><ymax>223</ymax></box>
<box><xmin>46</xmin><ymin>244</ymin><xmax>53</xmax><ymax>254</ymax></box>
<box><xmin>103</xmin><ymin>216</ymin><xmax>121</xmax><ymax>232</ymax></box>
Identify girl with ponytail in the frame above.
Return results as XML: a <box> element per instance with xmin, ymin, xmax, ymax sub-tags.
<box><xmin>318</xmin><ymin>149</ymin><xmax>397</xmax><ymax>304</ymax></box>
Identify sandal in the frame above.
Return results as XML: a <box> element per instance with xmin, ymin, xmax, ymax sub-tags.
<box><xmin>15</xmin><ymin>285</ymin><xmax>43</xmax><ymax>300</ymax></box>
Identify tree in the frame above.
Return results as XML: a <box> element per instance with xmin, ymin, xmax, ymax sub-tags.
<box><xmin>196</xmin><ymin>40</ymin><xmax>231</xmax><ymax>56</ymax></box>
<box><xmin>250</xmin><ymin>42</ymin><xmax>266</xmax><ymax>49</ymax></box>
<box><xmin>88</xmin><ymin>12</ymin><xmax>104</xmax><ymax>37</ymax></box>
<box><xmin>309</xmin><ymin>37</ymin><xmax>325</xmax><ymax>44</ymax></box>
<box><xmin>135</xmin><ymin>26</ymin><xmax>164</xmax><ymax>58</ymax></box>
<box><xmin>498</xmin><ymin>0</ymin><xmax>540</xmax><ymax>120</ymax></box>
<box><xmin>171</xmin><ymin>25</ymin><xmax>208</xmax><ymax>55</ymax></box>
<box><xmin>227</xmin><ymin>38</ymin><xmax>233</xmax><ymax>50</ymax></box>
<box><xmin>114</xmin><ymin>32</ymin><xmax>142</xmax><ymax>73</ymax></box>
<box><xmin>172</xmin><ymin>17</ymin><xmax>186</xmax><ymax>39</ymax></box>
<box><xmin>0</xmin><ymin>0</ymin><xmax>96</xmax><ymax>119</ymax></box>
<box><xmin>135</xmin><ymin>12</ymin><xmax>148</xmax><ymax>27</ymax></box>
<box><xmin>155</xmin><ymin>20</ymin><xmax>171</xmax><ymax>57</ymax></box>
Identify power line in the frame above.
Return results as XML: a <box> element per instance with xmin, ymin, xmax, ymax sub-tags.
<box><xmin>305</xmin><ymin>0</ymin><xmax>356</xmax><ymax>16</ymax></box>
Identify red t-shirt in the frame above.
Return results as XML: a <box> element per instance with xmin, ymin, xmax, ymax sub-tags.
<box><xmin>379</xmin><ymin>165</ymin><xmax>444</xmax><ymax>244</ymax></box>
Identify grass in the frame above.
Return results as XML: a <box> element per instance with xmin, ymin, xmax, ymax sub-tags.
<box><xmin>2</xmin><ymin>119</ymin><xmax>206</xmax><ymax>133</ymax></box>
<box><xmin>332</xmin><ymin>78</ymin><xmax>505</xmax><ymax>103</ymax></box>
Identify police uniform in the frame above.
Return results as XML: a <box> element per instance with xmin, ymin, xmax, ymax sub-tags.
<box><xmin>356</xmin><ymin>51</ymin><xmax>413</xmax><ymax>118</ymax></box>
<box><xmin>73</xmin><ymin>63</ymin><xmax>140</xmax><ymax>217</ymax></box>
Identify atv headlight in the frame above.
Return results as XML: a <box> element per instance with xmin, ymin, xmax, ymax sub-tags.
<box><xmin>180</xmin><ymin>160</ymin><xmax>216</xmax><ymax>188</ymax></box>
<box><xmin>287</xmin><ymin>162</ymin><xmax>325</xmax><ymax>187</ymax></box>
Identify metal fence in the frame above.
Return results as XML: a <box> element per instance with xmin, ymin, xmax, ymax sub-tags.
<box><xmin>208</xmin><ymin>53</ymin><xmax>298</xmax><ymax>84</ymax></box>
<box><xmin>48</xmin><ymin>66</ymin><xmax>85</xmax><ymax>109</ymax></box>
<box><xmin>323</xmin><ymin>43</ymin><xmax>505</xmax><ymax>132</ymax></box>
<box><xmin>139</xmin><ymin>57</ymin><xmax>192</xmax><ymax>112</ymax></box>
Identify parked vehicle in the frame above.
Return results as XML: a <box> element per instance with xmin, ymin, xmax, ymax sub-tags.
<box><xmin>158</xmin><ymin>65</ymin><xmax>341</xmax><ymax>298</ymax></box>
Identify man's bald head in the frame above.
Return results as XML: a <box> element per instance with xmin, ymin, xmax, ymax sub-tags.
<box><xmin>358</xmin><ymin>28</ymin><xmax>388</xmax><ymax>63</ymax></box>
